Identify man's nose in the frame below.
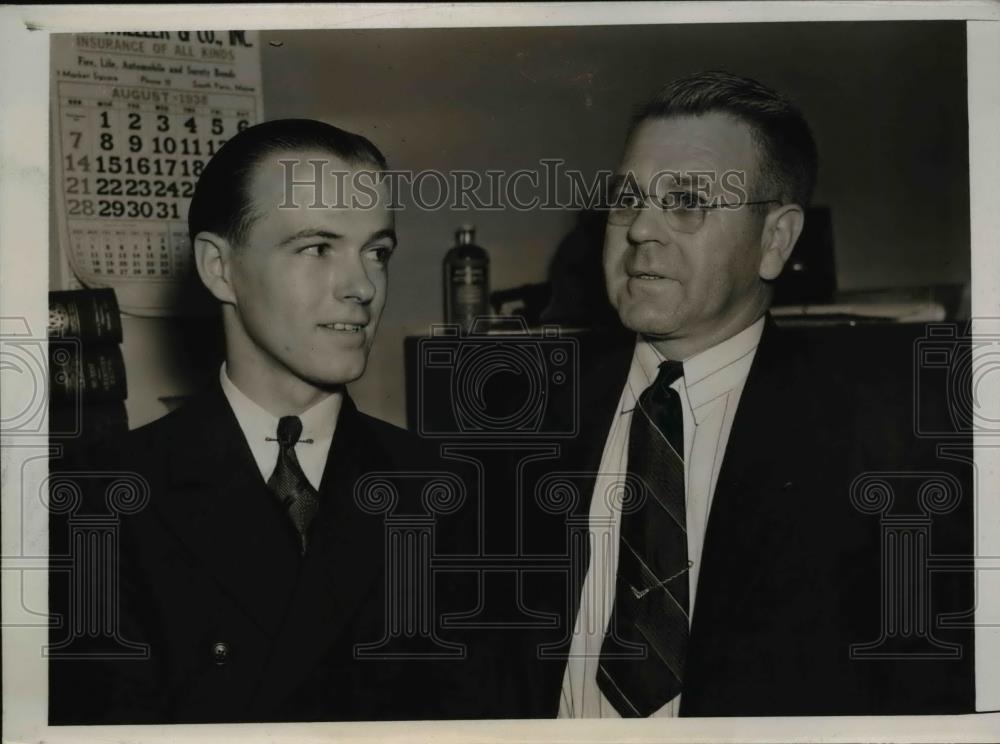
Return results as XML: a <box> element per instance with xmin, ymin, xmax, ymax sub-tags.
<box><xmin>626</xmin><ymin>198</ymin><xmax>667</xmax><ymax>245</ymax></box>
<box><xmin>334</xmin><ymin>254</ymin><xmax>376</xmax><ymax>304</ymax></box>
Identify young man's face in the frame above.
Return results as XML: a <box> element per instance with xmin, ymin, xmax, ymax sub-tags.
<box><xmin>224</xmin><ymin>149</ymin><xmax>395</xmax><ymax>394</ymax></box>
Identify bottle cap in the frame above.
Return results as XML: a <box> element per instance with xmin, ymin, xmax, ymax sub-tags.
<box><xmin>456</xmin><ymin>225</ymin><xmax>476</xmax><ymax>244</ymax></box>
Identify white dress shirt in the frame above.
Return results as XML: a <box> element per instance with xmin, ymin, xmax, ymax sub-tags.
<box><xmin>558</xmin><ymin>316</ymin><xmax>765</xmax><ymax>718</ymax></box>
<box><xmin>218</xmin><ymin>363</ymin><xmax>342</xmax><ymax>490</ymax></box>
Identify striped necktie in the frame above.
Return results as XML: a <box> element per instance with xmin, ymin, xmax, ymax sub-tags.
<box><xmin>267</xmin><ymin>416</ymin><xmax>321</xmax><ymax>555</ymax></box>
<box><xmin>597</xmin><ymin>360</ymin><xmax>688</xmax><ymax>717</ymax></box>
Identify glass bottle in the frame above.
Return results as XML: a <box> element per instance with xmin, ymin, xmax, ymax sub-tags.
<box><xmin>443</xmin><ymin>224</ymin><xmax>490</xmax><ymax>332</ymax></box>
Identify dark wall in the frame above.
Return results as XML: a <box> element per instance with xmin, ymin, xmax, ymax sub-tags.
<box><xmin>53</xmin><ymin>23</ymin><xmax>966</xmax><ymax>428</ymax></box>
<box><xmin>258</xmin><ymin>22</ymin><xmax>968</xmax><ymax>424</ymax></box>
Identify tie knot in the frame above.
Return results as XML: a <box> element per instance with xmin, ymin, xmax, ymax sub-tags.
<box><xmin>654</xmin><ymin>360</ymin><xmax>684</xmax><ymax>389</ymax></box>
<box><xmin>637</xmin><ymin>360</ymin><xmax>684</xmax><ymax>421</ymax></box>
<box><xmin>276</xmin><ymin>416</ymin><xmax>303</xmax><ymax>447</ymax></box>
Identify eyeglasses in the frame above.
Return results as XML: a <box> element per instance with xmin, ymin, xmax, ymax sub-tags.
<box><xmin>606</xmin><ymin>190</ymin><xmax>782</xmax><ymax>234</ymax></box>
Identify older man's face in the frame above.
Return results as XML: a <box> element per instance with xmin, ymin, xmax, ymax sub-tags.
<box><xmin>603</xmin><ymin>113</ymin><xmax>773</xmax><ymax>351</ymax></box>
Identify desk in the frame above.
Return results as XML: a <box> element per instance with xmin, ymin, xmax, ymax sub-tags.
<box><xmin>403</xmin><ymin>320</ymin><xmax>964</xmax><ymax>436</ymax></box>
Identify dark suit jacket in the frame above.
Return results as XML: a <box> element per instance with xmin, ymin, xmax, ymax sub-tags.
<box><xmin>490</xmin><ymin>316</ymin><xmax>975</xmax><ymax>717</ymax></box>
<box><xmin>49</xmin><ymin>384</ymin><xmax>474</xmax><ymax>724</ymax></box>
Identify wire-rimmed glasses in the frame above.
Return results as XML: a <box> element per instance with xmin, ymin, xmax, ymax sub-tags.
<box><xmin>607</xmin><ymin>186</ymin><xmax>781</xmax><ymax>233</ymax></box>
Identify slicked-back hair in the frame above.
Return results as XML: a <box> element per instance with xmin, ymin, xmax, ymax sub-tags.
<box><xmin>188</xmin><ymin>118</ymin><xmax>388</xmax><ymax>248</ymax></box>
<box><xmin>629</xmin><ymin>70</ymin><xmax>818</xmax><ymax>207</ymax></box>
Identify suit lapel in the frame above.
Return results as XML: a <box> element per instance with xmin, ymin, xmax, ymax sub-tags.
<box><xmin>153</xmin><ymin>385</ymin><xmax>301</xmax><ymax>636</ymax></box>
<box><xmin>681</xmin><ymin>318</ymin><xmax>812</xmax><ymax>710</ymax></box>
<box><xmin>251</xmin><ymin>396</ymin><xmax>391</xmax><ymax>709</ymax></box>
<box><xmin>694</xmin><ymin>317</ymin><xmax>803</xmax><ymax>602</ymax></box>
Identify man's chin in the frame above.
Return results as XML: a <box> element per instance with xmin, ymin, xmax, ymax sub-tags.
<box><xmin>300</xmin><ymin>360</ymin><xmax>368</xmax><ymax>390</ymax></box>
<box><xmin>312</xmin><ymin>371</ymin><xmax>364</xmax><ymax>389</ymax></box>
<box><xmin>617</xmin><ymin>308</ymin><xmax>681</xmax><ymax>338</ymax></box>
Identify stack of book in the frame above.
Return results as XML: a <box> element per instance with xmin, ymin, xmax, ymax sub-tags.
<box><xmin>48</xmin><ymin>288</ymin><xmax>128</xmax><ymax>447</ymax></box>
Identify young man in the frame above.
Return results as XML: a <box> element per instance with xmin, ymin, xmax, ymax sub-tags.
<box><xmin>50</xmin><ymin>120</ymin><xmax>466</xmax><ymax>723</ymax></box>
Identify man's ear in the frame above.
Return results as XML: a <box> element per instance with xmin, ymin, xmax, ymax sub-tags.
<box><xmin>758</xmin><ymin>204</ymin><xmax>805</xmax><ymax>281</ymax></box>
<box><xmin>193</xmin><ymin>232</ymin><xmax>238</xmax><ymax>305</ymax></box>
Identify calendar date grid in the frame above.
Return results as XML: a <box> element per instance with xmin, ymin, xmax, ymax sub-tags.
<box><xmin>56</xmin><ymin>80</ymin><xmax>258</xmax><ymax>281</ymax></box>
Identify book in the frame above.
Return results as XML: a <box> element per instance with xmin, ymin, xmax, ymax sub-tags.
<box><xmin>49</xmin><ymin>340</ymin><xmax>127</xmax><ymax>402</ymax></box>
<box><xmin>49</xmin><ymin>288</ymin><xmax>123</xmax><ymax>343</ymax></box>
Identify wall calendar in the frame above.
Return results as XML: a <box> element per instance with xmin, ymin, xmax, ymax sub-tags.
<box><xmin>51</xmin><ymin>31</ymin><xmax>263</xmax><ymax>315</ymax></box>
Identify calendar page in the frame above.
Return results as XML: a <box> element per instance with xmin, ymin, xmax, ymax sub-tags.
<box><xmin>51</xmin><ymin>31</ymin><xmax>263</xmax><ymax>316</ymax></box>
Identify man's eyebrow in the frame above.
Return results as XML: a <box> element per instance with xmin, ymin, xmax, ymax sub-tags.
<box><xmin>610</xmin><ymin>173</ymin><xmax>638</xmax><ymax>191</ymax></box>
<box><xmin>277</xmin><ymin>229</ymin><xmax>341</xmax><ymax>247</ymax></box>
<box><xmin>658</xmin><ymin>173</ymin><xmax>697</xmax><ymax>189</ymax></box>
<box><xmin>367</xmin><ymin>228</ymin><xmax>398</xmax><ymax>248</ymax></box>
<box><xmin>276</xmin><ymin>228</ymin><xmax>397</xmax><ymax>249</ymax></box>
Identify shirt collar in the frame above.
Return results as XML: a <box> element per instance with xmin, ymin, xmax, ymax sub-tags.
<box><xmin>623</xmin><ymin>315</ymin><xmax>765</xmax><ymax>423</ymax></box>
<box><xmin>219</xmin><ymin>363</ymin><xmax>342</xmax><ymax>445</ymax></box>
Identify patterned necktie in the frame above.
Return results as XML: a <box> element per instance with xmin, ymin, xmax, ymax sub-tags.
<box><xmin>267</xmin><ymin>416</ymin><xmax>321</xmax><ymax>555</ymax></box>
<box><xmin>598</xmin><ymin>360</ymin><xmax>688</xmax><ymax>717</ymax></box>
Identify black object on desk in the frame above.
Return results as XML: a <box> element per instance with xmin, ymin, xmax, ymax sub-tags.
<box><xmin>405</xmin><ymin>318</ymin><xmax>969</xmax><ymax>439</ymax></box>
<box><xmin>404</xmin><ymin>318</ymin><xmax>585</xmax><ymax>438</ymax></box>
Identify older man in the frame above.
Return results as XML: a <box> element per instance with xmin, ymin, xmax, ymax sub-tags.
<box><xmin>508</xmin><ymin>71</ymin><xmax>974</xmax><ymax>718</ymax></box>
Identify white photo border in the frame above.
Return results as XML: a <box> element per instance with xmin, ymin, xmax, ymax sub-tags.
<box><xmin>2</xmin><ymin>3</ymin><xmax>1000</xmax><ymax>742</ymax></box>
